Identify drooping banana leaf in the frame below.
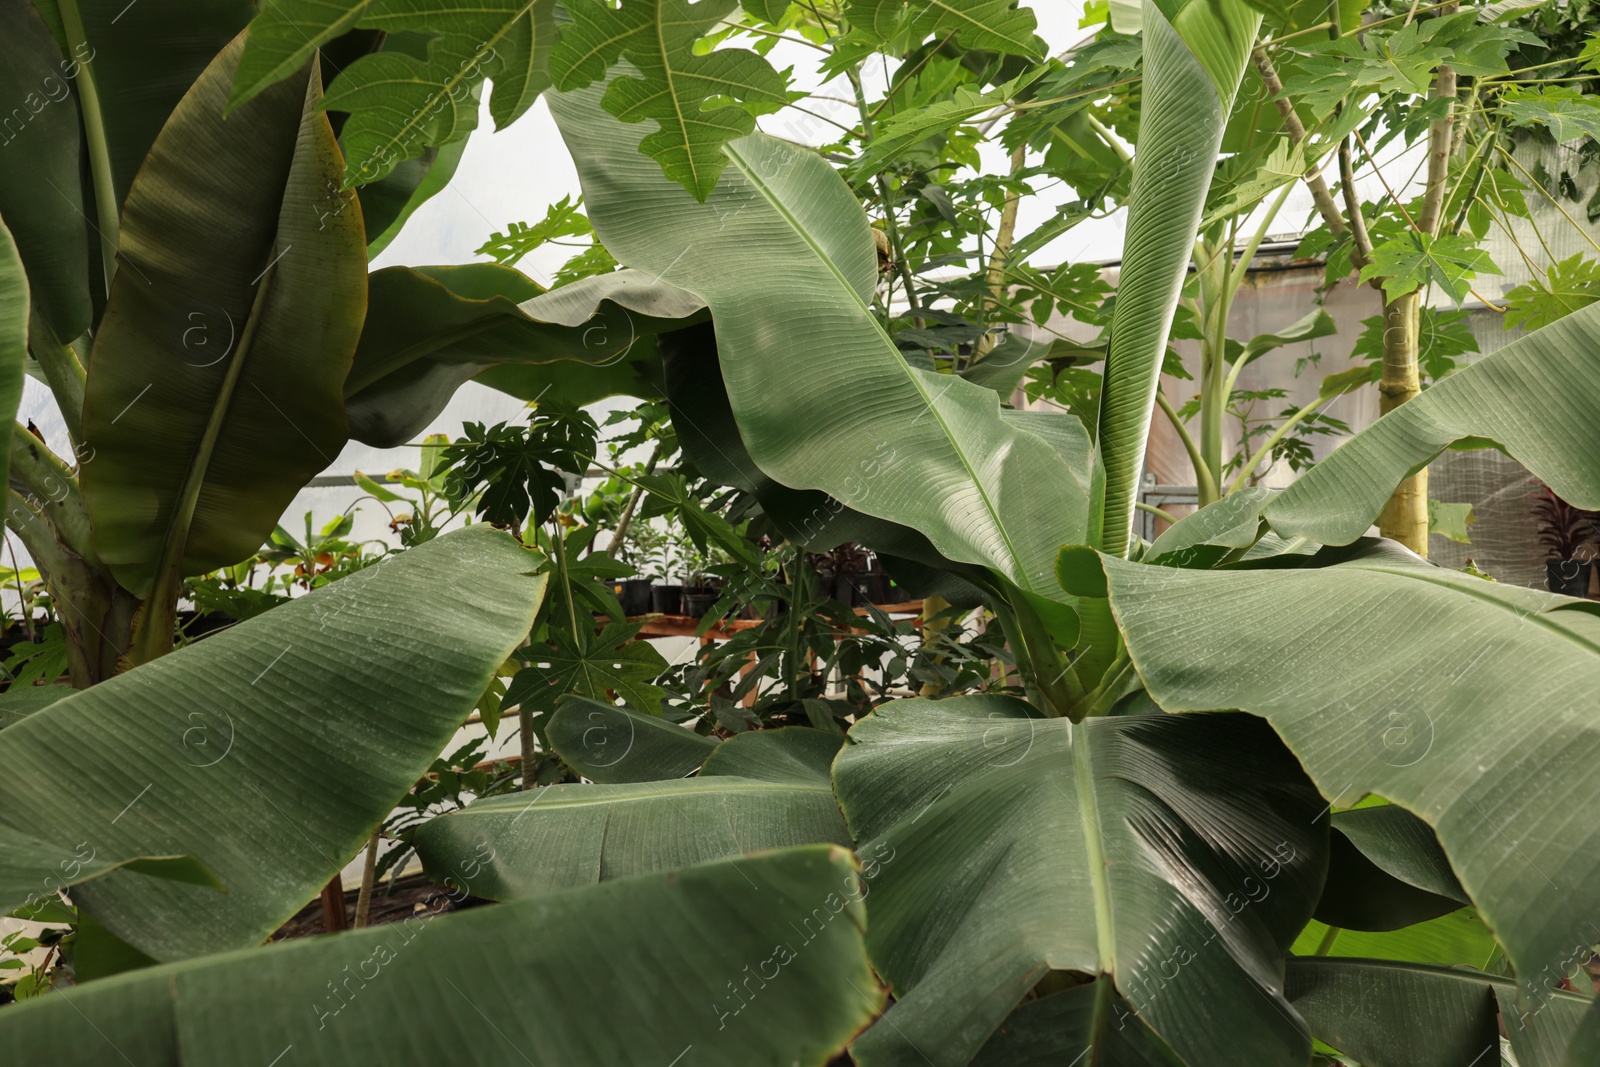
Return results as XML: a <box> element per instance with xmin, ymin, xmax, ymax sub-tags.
<box><xmin>657</xmin><ymin>318</ymin><xmax>1001</xmax><ymax>588</ymax></box>
<box><xmin>0</xmin><ymin>0</ymin><xmax>90</xmax><ymax>340</ymax></box>
<box><xmin>546</xmin><ymin>694</ymin><xmax>717</xmax><ymax>783</ymax></box>
<box><xmin>1102</xmin><ymin>540</ymin><xmax>1600</xmax><ymax>997</ymax></box>
<box><xmin>1293</xmin><ymin>908</ymin><xmax>1499</xmax><ymax>969</ymax></box>
<box><xmin>550</xmin><ymin>82</ymin><xmax>1090</xmax><ymax>602</ymax></box>
<box><xmin>0</xmin><ymin>526</ymin><xmax>544</xmax><ymax>961</ymax></box>
<box><xmin>1312</xmin><ymin>806</ymin><xmax>1465</xmax><ymax>927</ymax></box>
<box><xmin>62</xmin><ymin>0</ymin><xmax>256</xmax><ymax>214</ymax></box>
<box><xmin>1092</xmin><ymin>0</ymin><xmax>1259</xmax><ymax>554</ymax></box>
<box><xmin>1314</xmin><ymin>804</ymin><xmax>1468</xmax><ymax>932</ymax></box>
<box><xmin>347</xmin><ymin>264</ymin><xmax>706</xmax><ymax>446</ymax></box>
<box><xmin>413</xmin><ymin>727</ymin><xmax>849</xmax><ymax>900</ymax></box>
<box><xmin>0</xmin><ymin>846</ymin><xmax>884</xmax><ymax>1067</ymax></box>
<box><xmin>1267</xmin><ymin>301</ymin><xmax>1600</xmax><ymax>544</ymax></box>
<box><xmin>970</xmin><ymin>981</ymin><xmax>1184</xmax><ymax>1066</ymax></box>
<box><xmin>1286</xmin><ymin>957</ymin><xmax>1591</xmax><ymax>1067</ymax></box>
<box><xmin>0</xmin><ymin>826</ymin><xmax>220</xmax><ymax>919</ymax></box>
<box><xmin>80</xmin><ymin>35</ymin><xmax>366</xmax><ymax>602</ymax></box>
<box><xmin>833</xmin><ymin>696</ymin><xmax>1328</xmax><ymax>1067</ymax></box>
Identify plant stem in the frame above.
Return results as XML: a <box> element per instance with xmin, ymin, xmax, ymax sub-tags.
<box><xmin>1155</xmin><ymin>391</ymin><xmax>1219</xmax><ymax>504</ymax></box>
<box><xmin>26</xmin><ymin>311</ymin><xmax>86</xmax><ymax>445</ymax></box>
<box><xmin>607</xmin><ymin>443</ymin><xmax>661</xmax><ymax>558</ymax></box>
<box><xmin>352</xmin><ymin>831</ymin><xmax>379</xmax><ymax>928</ymax></box>
<box><xmin>1416</xmin><ymin>5</ymin><xmax>1458</xmax><ymax>236</ymax></box>
<box><xmin>57</xmin><ymin>0</ymin><xmax>118</xmax><ymax>293</ymax></box>
<box><xmin>1135</xmin><ymin>501</ymin><xmax>1179</xmax><ymax>525</ymax></box>
<box><xmin>971</xmin><ymin>144</ymin><xmax>1027</xmax><ymax>364</ymax></box>
<box><xmin>845</xmin><ymin>66</ymin><xmax>921</xmax><ymax>316</ymax></box>
<box><xmin>9</xmin><ymin>424</ymin><xmax>96</xmax><ymax>565</ymax></box>
<box><xmin>1376</xmin><ymin>290</ymin><xmax>1429</xmax><ymax>553</ymax></box>
<box><xmin>1253</xmin><ymin>50</ymin><xmax>1347</xmax><ymax>238</ymax></box>
<box><xmin>1225</xmin><ymin>394</ymin><xmax>1332</xmax><ymax>495</ymax></box>
<box><xmin>1338</xmin><ymin>137</ymin><xmax>1375</xmax><ymax>270</ymax></box>
<box><xmin>319</xmin><ymin>873</ymin><xmax>348</xmax><ymax>933</ymax></box>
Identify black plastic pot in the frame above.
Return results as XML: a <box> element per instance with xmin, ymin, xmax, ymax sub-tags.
<box><xmin>855</xmin><ymin>572</ymin><xmax>888</xmax><ymax>606</ymax></box>
<box><xmin>683</xmin><ymin>591</ymin><xmax>718</xmax><ymax>618</ymax></box>
<box><xmin>615</xmin><ymin>579</ymin><xmax>652</xmax><ymax>617</ymax></box>
<box><xmin>1546</xmin><ymin>559</ymin><xmax>1592</xmax><ymax>597</ymax></box>
<box><xmin>650</xmin><ymin>584</ymin><xmax>684</xmax><ymax>615</ymax></box>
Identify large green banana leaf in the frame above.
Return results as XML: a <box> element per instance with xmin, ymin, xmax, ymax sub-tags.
<box><xmin>1565</xmin><ymin>1000</ymin><xmax>1600</xmax><ymax>1067</ymax></box>
<box><xmin>832</xmin><ymin>696</ymin><xmax>1328</xmax><ymax>1067</ymax></box>
<box><xmin>1093</xmin><ymin>0</ymin><xmax>1258</xmax><ymax>554</ymax></box>
<box><xmin>969</xmin><ymin>981</ymin><xmax>1184</xmax><ymax>1065</ymax></box>
<box><xmin>0</xmin><ymin>684</ymin><xmax>70</xmax><ymax>731</ymax></box>
<box><xmin>1294</xmin><ymin>908</ymin><xmax>1499</xmax><ymax>968</ymax></box>
<box><xmin>0</xmin><ymin>846</ymin><xmax>883</xmax><ymax>1067</ymax></box>
<box><xmin>80</xmin><ymin>34</ymin><xmax>366</xmax><ymax>599</ymax></box>
<box><xmin>1</xmin><ymin>826</ymin><xmax>220</xmax><ymax>919</ymax></box>
<box><xmin>347</xmin><ymin>264</ymin><xmax>705</xmax><ymax>446</ymax></box>
<box><xmin>547</xmin><ymin>80</ymin><xmax>1090</xmax><ymax>603</ymax></box>
<box><xmin>1267</xmin><ymin>301</ymin><xmax>1600</xmax><ymax>544</ymax></box>
<box><xmin>1286</xmin><ymin>958</ymin><xmax>1591</xmax><ymax>1067</ymax></box>
<box><xmin>1102</xmin><ymin>541</ymin><xmax>1600</xmax><ymax>998</ymax></box>
<box><xmin>658</xmin><ymin>319</ymin><xmax>1001</xmax><ymax>589</ymax></box>
<box><xmin>1315</xmin><ymin>805</ymin><xmax>1468</xmax><ymax>932</ymax></box>
<box><xmin>59</xmin><ymin>0</ymin><xmax>256</xmax><ymax>212</ymax></box>
<box><xmin>412</xmin><ymin>727</ymin><xmax>849</xmax><ymax>899</ymax></box>
<box><xmin>0</xmin><ymin>525</ymin><xmax>543</xmax><ymax>961</ymax></box>
<box><xmin>545</xmin><ymin>695</ymin><xmax>717</xmax><ymax>783</ymax></box>
<box><xmin>0</xmin><ymin>0</ymin><xmax>90</xmax><ymax>341</ymax></box>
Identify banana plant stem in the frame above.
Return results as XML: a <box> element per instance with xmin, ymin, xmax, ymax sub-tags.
<box><xmin>9</xmin><ymin>423</ymin><xmax>96</xmax><ymax>565</ymax></box>
<box><xmin>27</xmin><ymin>311</ymin><xmax>86</xmax><ymax>445</ymax></box>
<box><xmin>57</xmin><ymin>0</ymin><xmax>118</xmax><ymax>292</ymax></box>
<box><xmin>1155</xmin><ymin>391</ymin><xmax>1219</xmax><ymax>505</ymax></box>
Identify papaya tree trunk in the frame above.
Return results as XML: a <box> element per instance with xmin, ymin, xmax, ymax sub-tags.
<box><xmin>1377</xmin><ymin>6</ymin><xmax>1456</xmax><ymax>557</ymax></box>
<box><xmin>1375</xmin><ymin>291</ymin><xmax>1429</xmax><ymax>553</ymax></box>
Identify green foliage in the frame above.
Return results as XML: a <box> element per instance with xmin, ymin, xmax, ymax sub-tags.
<box><xmin>1503</xmin><ymin>253</ymin><xmax>1600</xmax><ymax>330</ymax></box>
<box><xmin>439</xmin><ymin>405</ymin><xmax>600</xmax><ymax>527</ymax></box>
<box><xmin>1359</xmin><ymin>231</ymin><xmax>1501</xmax><ymax>303</ymax></box>
<box><xmin>550</xmin><ymin>0</ymin><xmax>789</xmax><ymax>199</ymax></box>
<box><xmin>843</xmin><ymin>0</ymin><xmax>1045</xmax><ymax>57</ymax></box>
<box><xmin>1499</xmin><ymin>85</ymin><xmax>1600</xmax><ymax>143</ymax></box>
<box><xmin>232</xmin><ymin>0</ymin><xmax>559</xmax><ymax>185</ymax></box>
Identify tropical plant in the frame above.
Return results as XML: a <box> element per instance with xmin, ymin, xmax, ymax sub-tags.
<box><xmin>5</xmin><ymin>0</ymin><xmax>1600</xmax><ymax>1064</ymax></box>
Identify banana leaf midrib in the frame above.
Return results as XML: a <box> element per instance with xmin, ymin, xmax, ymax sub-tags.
<box><xmin>448</xmin><ymin>775</ymin><xmax>836</xmax><ymax>815</ymax></box>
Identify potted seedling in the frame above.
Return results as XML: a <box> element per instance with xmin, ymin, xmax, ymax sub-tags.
<box><xmin>1533</xmin><ymin>484</ymin><xmax>1599</xmax><ymax>596</ymax></box>
<box><xmin>641</xmin><ymin>523</ymin><xmax>684</xmax><ymax>616</ymax></box>
<box><xmin>682</xmin><ymin>543</ymin><xmax>729</xmax><ymax>619</ymax></box>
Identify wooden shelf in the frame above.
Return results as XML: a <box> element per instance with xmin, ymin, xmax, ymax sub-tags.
<box><xmin>630</xmin><ymin>600</ymin><xmax>925</xmax><ymax>640</ymax></box>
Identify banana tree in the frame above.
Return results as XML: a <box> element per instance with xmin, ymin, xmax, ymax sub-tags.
<box><xmin>4</xmin><ymin>0</ymin><xmax>1600</xmax><ymax>1063</ymax></box>
<box><xmin>0</xmin><ymin>0</ymin><xmax>700</xmax><ymax>681</ymax></box>
<box><xmin>412</xmin><ymin>0</ymin><xmax>1598</xmax><ymax>1060</ymax></box>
